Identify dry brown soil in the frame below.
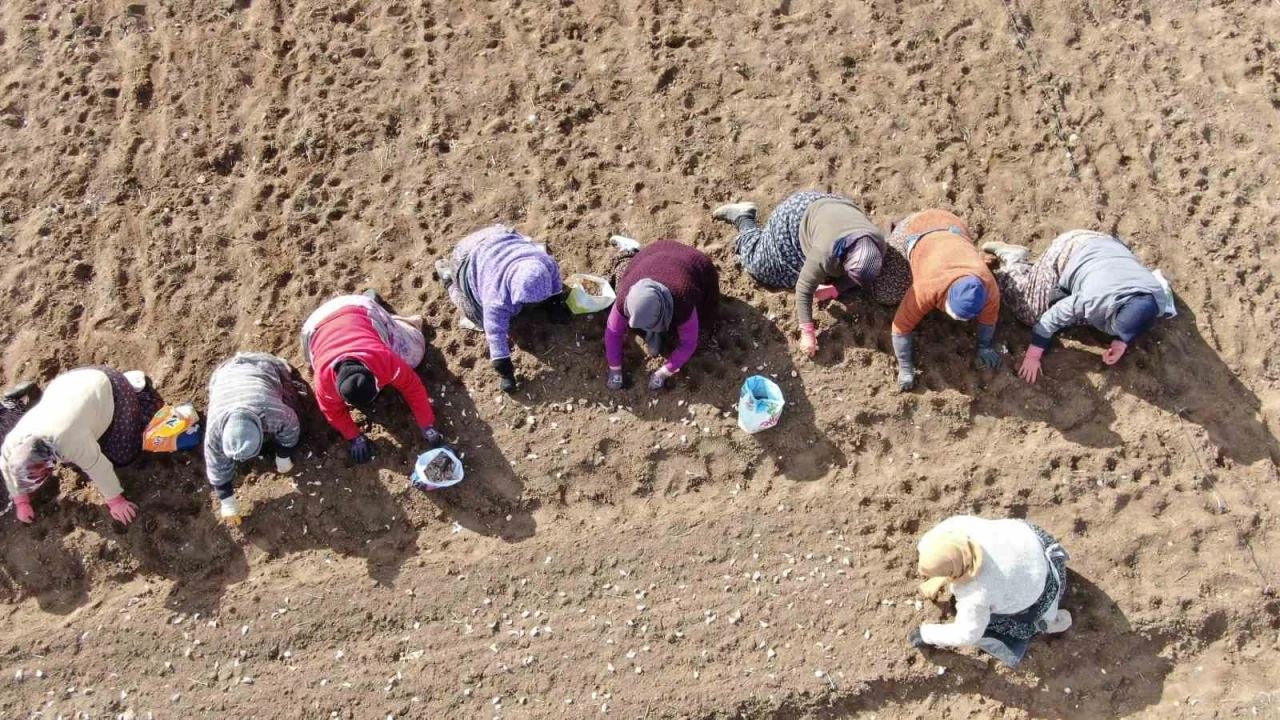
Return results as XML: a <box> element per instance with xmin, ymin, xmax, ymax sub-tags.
<box><xmin>2</xmin><ymin>0</ymin><xmax>1280</xmax><ymax>718</ymax></box>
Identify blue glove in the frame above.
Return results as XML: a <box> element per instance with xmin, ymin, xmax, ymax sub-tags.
<box><xmin>892</xmin><ymin>333</ymin><xmax>916</xmax><ymax>391</ymax></box>
<box><xmin>349</xmin><ymin>435</ymin><xmax>375</xmax><ymax>464</ymax></box>
<box><xmin>975</xmin><ymin>323</ymin><xmax>1002</xmax><ymax>370</ymax></box>
<box><xmin>422</xmin><ymin>427</ymin><xmax>444</xmax><ymax>448</ymax></box>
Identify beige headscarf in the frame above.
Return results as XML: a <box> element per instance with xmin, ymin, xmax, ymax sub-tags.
<box><xmin>917</xmin><ymin>531</ymin><xmax>985</xmax><ymax>602</ymax></box>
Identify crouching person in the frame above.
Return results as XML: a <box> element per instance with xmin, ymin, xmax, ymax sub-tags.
<box><xmin>1</xmin><ymin>367</ymin><xmax>166</xmax><ymax>525</ymax></box>
<box><xmin>908</xmin><ymin>515</ymin><xmax>1072</xmax><ymax>666</ymax></box>
<box><xmin>204</xmin><ymin>353</ymin><xmax>306</xmax><ymax>525</ymax></box>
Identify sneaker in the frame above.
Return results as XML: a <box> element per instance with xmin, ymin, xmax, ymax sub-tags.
<box><xmin>610</xmin><ymin>235</ymin><xmax>642</xmax><ymax>254</ymax></box>
<box><xmin>981</xmin><ymin>241</ymin><xmax>1030</xmax><ymax>265</ymax></box>
<box><xmin>434</xmin><ymin>259</ymin><xmax>453</xmax><ymax>284</ymax></box>
<box><xmin>712</xmin><ymin>201</ymin><xmax>758</xmax><ymax>225</ymax></box>
<box><xmin>1042</xmin><ymin>609</ymin><xmax>1072</xmax><ymax>634</ymax></box>
<box><xmin>2</xmin><ymin>380</ymin><xmax>39</xmax><ymax>406</ymax></box>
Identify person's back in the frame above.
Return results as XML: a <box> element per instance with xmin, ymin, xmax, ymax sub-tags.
<box><xmin>1059</xmin><ymin>237</ymin><xmax>1165</xmax><ymax>326</ymax></box>
<box><xmin>932</xmin><ymin>516</ymin><xmax>1047</xmax><ymax>615</ymax></box>
<box><xmin>308</xmin><ymin>305</ymin><xmax>388</xmax><ymax>373</ymax></box>
<box><xmin>910</xmin><ymin>232</ymin><xmax>991</xmax><ymax>295</ymax></box>
<box><xmin>8</xmin><ymin>368</ymin><xmax>113</xmax><ymax>445</ymax></box>
<box><xmin>617</xmin><ymin>240</ymin><xmax>717</xmax><ymax>326</ymax></box>
<box><xmin>209</xmin><ymin>356</ymin><xmax>284</xmax><ymax>416</ymax></box>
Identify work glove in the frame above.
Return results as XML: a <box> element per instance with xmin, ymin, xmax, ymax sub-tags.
<box><xmin>1103</xmin><ymin>340</ymin><xmax>1128</xmax><ymax>366</ymax></box>
<box><xmin>422</xmin><ymin>426</ymin><xmax>444</xmax><ymax>448</ymax></box>
<box><xmin>544</xmin><ymin>294</ymin><xmax>571</xmax><ymax>325</ymax></box>
<box><xmin>892</xmin><ymin>333</ymin><xmax>916</xmax><ymax>392</ymax></box>
<box><xmin>349</xmin><ymin>435</ymin><xmax>375</xmax><ymax>465</ymax></box>
<box><xmin>813</xmin><ymin>285</ymin><xmax>839</xmax><ymax>303</ymax></box>
<box><xmin>275</xmin><ymin>442</ymin><xmax>296</xmax><ymax>473</ymax></box>
<box><xmin>975</xmin><ymin>323</ymin><xmax>1002</xmax><ymax>370</ymax></box>
<box><xmin>908</xmin><ymin>626</ymin><xmax>927</xmax><ymax>649</ymax></box>
<box><xmin>219</xmin><ymin>496</ymin><xmax>241</xmax><ymax>526</ymax></box>
<box><xmin>648</xmin><ymin>366</ymin><xmax>675</xmax><ymax>390</ymax></box>
<box><xmin>13</xmin><ymin>495</ymin><xmax>35</xmax><ymax>524</ymax></box>
<box><xmin>106</xmin><ymin>495</ymin><xmax>139</xmax><ymax>525</ymax></box>
<box><xmin>799</xmin><ymin>323</ymin><xmax>818</xmax><ymax>358</ymax></box>
<box><xmin>1019</xmin><ymin>345</ymin><xmax>1045</xmax><ymax>384</ymax></box>
<box><xmin>492</xmin><ymin>357</ymin><xmax>517</xmax><ymax>393</ymax></box>
<box><xmin>606</xmin><ymin>367</ymin><xmax>625</xmax><ymax>391</ymax></box>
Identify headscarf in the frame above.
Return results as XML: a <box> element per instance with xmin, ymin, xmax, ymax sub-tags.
<box><xmin>917</xmin><ymin>530</ymin><xmax>985</xmax><ymax>601</ymax></box>
<box><xmin>336</xmin><ymin>360</ymin><xmax>378</xmax><ymax>408</ymax></box>
<box><xmin>625</xmin><ymin>280</ymin><xmax>675</xmax><ymax>355</ymax></box>
<box><xmin>1113</xmin><ymin>293</ymin><xmax>1159</xmax><ymax>343</ymax></box>
<box><xmin>503</xmin><ymin>256</ymin><xmax>563</xmax><ymax>308</ymax></box>
<box><xmin>946</xmin><ymin>276</ymin><xmax>988</xmax><ymax>321</ymax></box>
<box><xmin>2</xmin><ymin>435</ymin><xmax>58</xmax><ymax>494</ymax></box>
<box><xmin>836</xmin><ymin>234</ymin><xmax>885</xmax><ymax>287</ymax></box>
<box><xmin>221</xmin><ymin>410</ymin><xmax>263</xmax><ymax>462</ymax></box>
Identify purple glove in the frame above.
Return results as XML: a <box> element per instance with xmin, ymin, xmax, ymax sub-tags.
<box><xmin>422</xmin><ymin>427</ymin><xmax>444</xmax><ymax>448</ymax></box>
<box><xmin>349</xmin><ymin>435</ymin><xmax>375</xmax><ymax>464</ymax></box>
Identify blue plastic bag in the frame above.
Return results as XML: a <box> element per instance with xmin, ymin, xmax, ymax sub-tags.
<box><xmin>737</xmin><ymin>376</ymin><xmax>785</xmax><ymax>434</ymax></box>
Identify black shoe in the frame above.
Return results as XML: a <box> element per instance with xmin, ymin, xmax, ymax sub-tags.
<box><xmin>362</xmin><ymin>288</ymin><xmax>397</xmax><ymax>314</ymax></box>
<box><xmin>2</xmin><ymin>381</ymin><xmax>40</xmax><ymax>407</ymax></box>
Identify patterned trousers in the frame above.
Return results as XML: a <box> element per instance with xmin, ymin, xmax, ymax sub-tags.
<box><xmin>993</xmin><ymin>230</ymin><xmax>1110</xmax><ymax>327</ymax></box>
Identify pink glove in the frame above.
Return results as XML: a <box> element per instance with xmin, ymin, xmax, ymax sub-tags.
<box><xmin>1019</xmin><ymin>346</ymin><xmax>1045</xmax><ymax>383</ymax></box>
<box><xmin>13</xmin><ymin>494</ymin><xmax>35</xmax><ymax>524</ymax></box>
<box><xmin>106</xmin><ymin>495</ymin><xmax>138</xmax><ymax>525</ymax></box>
<box><xmin>814</xmin><ymin>285</ymin><xmax>839</xmax><ymax>303</ymax></box>
<box><xmin>799</xmin><ymin>323</ymin><xmax>818</xmax><ymax>358</ymax></box>
<box><xmin>1103</xmin><ymin>340</ymin><xmax>1128</xmax><ymax>366</ymax></box>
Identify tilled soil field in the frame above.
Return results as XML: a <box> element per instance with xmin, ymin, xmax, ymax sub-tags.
<box><xmin>1</xmin><ymin>0</ymin><xmax>1279</xmax><ymax>718</ymax></box>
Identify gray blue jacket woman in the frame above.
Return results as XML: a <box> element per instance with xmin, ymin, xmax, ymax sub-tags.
<box><xmin>985</xmin><ymin>231</ymin><xmax>1174</xmax><ymax>383</ymax></box>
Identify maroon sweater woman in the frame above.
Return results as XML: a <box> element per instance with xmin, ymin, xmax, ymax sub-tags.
<box><xmin>605</xmin><ymin>240</ymin><xmax>720</xmax><ymax>390</ymax></box>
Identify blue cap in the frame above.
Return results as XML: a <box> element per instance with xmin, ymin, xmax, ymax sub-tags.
<box><xmin>946</xmin><ymin>276</ymin><xmax>988</xmax><ymax>321</ymax></box>
<box><xmin>1114</xmin><ymin>294</ymin><xmax>1159</xmax><ymax>343</ymax></box>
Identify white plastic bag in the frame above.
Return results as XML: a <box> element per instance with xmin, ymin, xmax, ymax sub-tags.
<box><xmin>410</xmin><ymin>447</ymin><xmax>465</xmax><ymax>491</ymax></box>
<box><xmin>565</xmin><ymin>273</ymin><xmax>617</xmax><ymax>315</ymax></box>
<box><xmin>738</xmin><ymin>376</ymin><xmax>785</xmax><ymax>434</ymax></box>
<box><xmin>1152</xmin><ymin>270</ymin><xmax>1177</xmax><ymax>318</ymax></box>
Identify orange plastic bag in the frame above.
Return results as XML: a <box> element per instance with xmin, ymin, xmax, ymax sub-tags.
<box><xmin>144</xmin><ymin>403</ymin><xmax>201</xmax><ymax>452</ymax></box>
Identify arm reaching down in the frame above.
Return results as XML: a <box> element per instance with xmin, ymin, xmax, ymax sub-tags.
<box><xmin>481</xmin><ymin>305</ymin><xmax>515</xmax><ymax>361</ymax></box>
<box><xmin>975</xmin><ymin>323</ymin><xmax>1001</xmax><ymax>370</ymax></box>
<box><xmin>383</xmin><ymin>355</ymin><xmax>435</xmax><ymax>431</ymax></box>
<box><xmin>59</xmin><ymin>431</ymin><xmax>124</xmax><ymax>501</ymax></box>
<box><xmin>664</xmin><ymin>309</ymin><xmax>700</xmax><ymax>373</ymax></box>
<box><xmin>315</xmin><ymin>380</ymin><xmax>361</xmax><ymax>441</ymax></box>
<box><xmin>1031</xmin><ymin>295</ymin><xmax>1087</xmax><ymax>349</ymax></box>
<box><xmin>604</xmin><ymin>306</ymin><xmax>628</xmax><ymax>369</ymax></box>
<box><xmin>891</xmin><ymin>288</ymin><xmax>930</xmax><ymax>336</ymax></box>
<box><xmin>794</xmin><ymin>256</ymin><xmax>827</xmax><ymax>327</ymax></box>
<box><xmin>892</xmin><ymin>333</ymin><xmax>916</xmax><ymax>391</ymax></box>
<box><xmin>919</xmin><ymin>595</ymin><xmax>992</xmax><ymax>647</ymax></box>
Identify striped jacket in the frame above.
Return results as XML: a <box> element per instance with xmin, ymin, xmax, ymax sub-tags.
<box><xmin>204</xmin><ymin>353</ymin><xmax>302</xmax><ymax>492</ymax></box>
